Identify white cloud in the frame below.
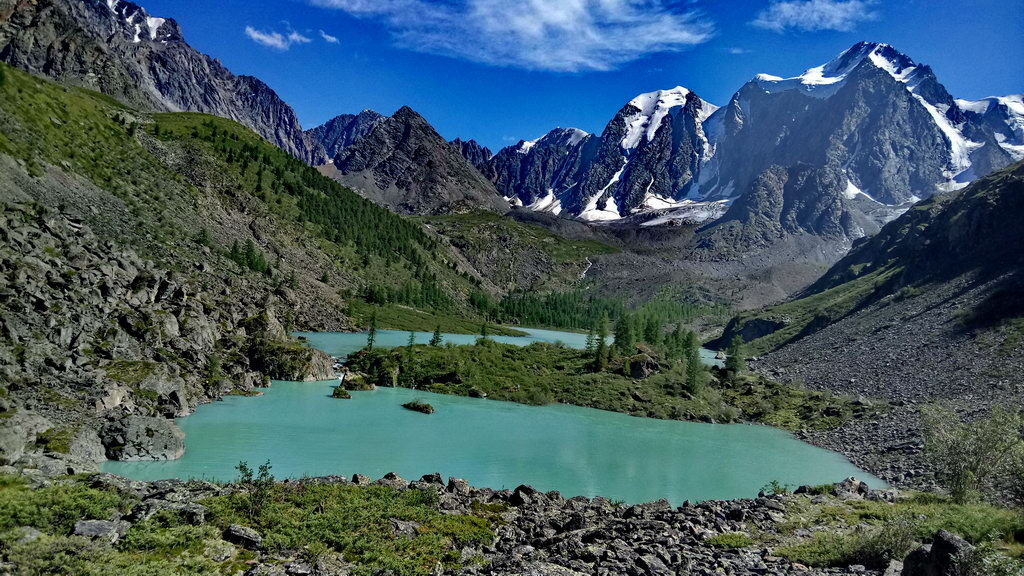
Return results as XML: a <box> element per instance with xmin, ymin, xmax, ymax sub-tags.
<box><xmin>727</xmin><ymin>47</ymin><xmax>750</xmax><ymax>55</ymax></box>
<box><xmin>244</xmin><ymin>25</ymin><xmax>312</xmax><ymax>50</ymax></box>
<box><xmin>309</xmin><ymin>0</ymin><xmax>714</xmax><ymax>72</ymax></box>
<box><xmin>752</xmin><ymin>0</ymin><xmax>878</xmax><ymax>33</ymax></box>
<box><xmin>320</xmin><ymin>30</ymin><xmax>340</xmax><ymax>43</ymax></box>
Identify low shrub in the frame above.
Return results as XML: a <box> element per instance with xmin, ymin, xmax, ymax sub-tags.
<box><xmin>707</xmin><ymin>532</ymin><xmax>754</xmax><ymax>549</ymax></box>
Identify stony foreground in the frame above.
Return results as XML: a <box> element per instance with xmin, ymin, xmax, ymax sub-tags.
<box><xmin>3</xmin><ymin>464</ymin><xmax>1002</xmax><ymax>576</ymax></box>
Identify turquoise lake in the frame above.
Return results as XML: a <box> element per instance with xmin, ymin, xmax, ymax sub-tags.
<box><xmin>103</xmin><ymin>328</ymin><xmax>881</xmax><ymax>504</ymax></box>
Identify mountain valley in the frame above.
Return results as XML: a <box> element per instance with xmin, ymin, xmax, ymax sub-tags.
<box><xmin>0</xmin><ymin>1</ymin><xmax>1021</xmax><ymax>575</ymax></box>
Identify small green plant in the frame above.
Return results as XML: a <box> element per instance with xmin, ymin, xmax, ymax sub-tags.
<box><xmin>761</xmin><ymin>480</ymin><xmax>792</xmax><ymax>496</ymax></box>
<box><xmin>707</xmin><ymin>532</ymin><xmax>754</xmax><ymax>549</ymax></box>
<box><xmin>234</xmin><ymin>460</ymin><xmax>275</xmax><ymax>520</ymax></box>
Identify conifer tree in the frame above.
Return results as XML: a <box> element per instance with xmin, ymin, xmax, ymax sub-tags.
<box><xmin>430</xmin><ymin>325</ymin><xmax>443</xmax><ymax>347</ymax></box>
<box><xmin>366</xmin><ymin>312</ymin><xmax>378</xmax><ymax>351</ymax></box>
<box><xmin>643</xmin><ymin>315</ymin><xmax>660</xmax><ymax>345</ymax></box>
<box><xmin>593</xmin><ymin>313</ymin><xmax>610</xmax><ymax>372</ymax></box>
<box><xmin>672</xmin><ymin>323</ymin><xmax>686</xmax><ymax>359</ymax></box>
<box><xmin>725</xmin><ymin>336</ymin><xmax>746</xmax><ymax>374</ymax></box>
<box><xmin>613</xmin><ymin>314</ymin><xmax>634</xmax><ymax>354</ymax></box>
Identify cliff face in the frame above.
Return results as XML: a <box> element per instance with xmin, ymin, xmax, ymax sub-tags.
<box><xmin>0</xmin><ymin>0</ymin><xmax>325</xmax><ymax>163</ymax></box>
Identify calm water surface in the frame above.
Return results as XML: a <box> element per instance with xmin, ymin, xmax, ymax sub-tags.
<box><xmin>103</xmin><ymin>328</ymin><xmax>879</xmax><ymax>503</ymax></box>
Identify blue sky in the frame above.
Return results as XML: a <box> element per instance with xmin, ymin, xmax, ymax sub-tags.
<box><xmin>142</xmin><ymin>0</ymin><xmax>1023</xmax><ymax>151</ymax></box>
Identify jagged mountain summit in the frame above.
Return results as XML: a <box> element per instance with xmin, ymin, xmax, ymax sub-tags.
<box><xmin>450</xmin><ymin>138</ymin><xmax>493</xmax><ymax>168</ymax></box>
<box><xmin>489</xmin><ymin>42</ymin><xmax>1021</xmax><ymax>237</ymax></box>
<box><xmin>0</xmin><ymin>0</ymin><xmax>325</xmax><ymax>163</ymax></box>
<box><xmin>305</xmin><ymin>110</ymin><xmax>386</xmax><ymax>160</ymax></box>
<box><xmin>486</xmin><ymin>87</ymin><xmax>719</xmax><ymax>222</ymax></box>
<box><xmin>324</xmin><ymin>106</ymin><xmax>509</xmax><ymax>215</ymax></box>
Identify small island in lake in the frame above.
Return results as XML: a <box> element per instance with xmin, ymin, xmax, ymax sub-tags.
<box><xmin>402</xmin><ymin>401</ymin><xmax>435</xmax><ymax>414</ymax></box>
<box><xmin>331</xmin><ymin>386</ymin><xmax>352</xmax><ymax>399</ymax></box>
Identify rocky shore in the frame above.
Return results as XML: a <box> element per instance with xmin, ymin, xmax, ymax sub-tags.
<box><xmin>3</xmin><ymin>465</ymin><xmax>964</xmax><ymax>576</ymax></box>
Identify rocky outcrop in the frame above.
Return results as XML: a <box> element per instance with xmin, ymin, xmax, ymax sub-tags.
<box><xmin>331</xmin><ymin>106</ymin><xmax>508</xmax><ymax>215</ymax></box>
<box><xmin>0</xmin><ymin>0</ymin><xmax>324</xmax><ymax>163</ymax></box>
<box><xmin>0</xmin><ymin>201</ymin><xmax>341</xmax><ymax>466</ymax></box>
<box><xmin>100</xmin><ymin>415</ymin><xmax>184</xmax><ymax>461</ymax></box>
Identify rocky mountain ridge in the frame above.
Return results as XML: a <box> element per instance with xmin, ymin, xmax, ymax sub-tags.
<box><xmin>0</xmin><ymin>0</ymin><xmax>325</xmax><ymax>163</ymax></box>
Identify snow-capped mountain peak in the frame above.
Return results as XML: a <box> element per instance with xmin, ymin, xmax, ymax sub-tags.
<box><xmin>754</xmin><ymin>42</ymin><xmax>925</xmax><ymax>98</ymax></box>
<box><xmin>621</xmin><ymin>87</ymin><xmax>717</xmax><ymax>151</ymax></box>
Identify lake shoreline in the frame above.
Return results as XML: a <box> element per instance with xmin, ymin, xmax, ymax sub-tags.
<box><xmin>103</xmin><ymin>382</ymin><xmax>884</xmax><ymax>504</ymax></box>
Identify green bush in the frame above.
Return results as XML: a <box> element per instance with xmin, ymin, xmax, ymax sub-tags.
<box><xmin>921</xmin><ymin>406</ymin><xmax>1024</xmax><ymax>504</ymax></box>
<box><xmin>0</xmin><ymin>476</ymin><xmax>128</xmax><ymax>535</ymax></box>
<box><xmin>778</xmin><ymin>518</ymin><xmax>917</xmax><ymax>569</ymax></box>
<box><xmin>952</xmin><ymin>541</ymin><xmax>1024</xmax><ymax>576</ymax></box>
<box><xmin>707</xmin><ymin>532</ymin><xmax>754</xmax><ymax>549</ymax></box>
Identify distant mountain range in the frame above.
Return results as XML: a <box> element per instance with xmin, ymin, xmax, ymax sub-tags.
<box><xmin>4</xmin><ymin>1</ymin><xmax>1020</xmax><ymax>245</ymax></box>
<box><xmin>484</xmin><ymin>42</ymin><xmax>1022</xmax><ymax>234</ymax></box>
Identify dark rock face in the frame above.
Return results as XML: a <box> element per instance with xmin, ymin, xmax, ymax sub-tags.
<box><xmin>487</xmin><ymin>128</ymin><xmax>596</xmax><ymax>208</ymax></box>
<box><xmin>708</xmin><ymin>64</ymin><xmax>949</xmax><ymax>208</ymax></box>
<box><xmin>0</xmin><ymin>0</ymin><xmax>324</xmax><ymax>163</ymax></box>
<box><xmin>332</xmin><ymin>106</ymin><xmax>508</xmax><ymax>215</ymax></box>
<box><xmin>100</xmin><ymin>416</ymin><xmax>185</xmax><ymax>461</ymax></box>
<box><xmin>451</xmin><ymin>138</ymin><xmax>493</xmax><ymax>168</ymax></box>
<box><xmin>305</xmin><ymin>110</ymin><xmax>386</xmax><ymax>160</ymax></box>
<box><xmin>695</xmin><ymin>164</ymin><xmax>857</xmax><ymax>257</ymax></box>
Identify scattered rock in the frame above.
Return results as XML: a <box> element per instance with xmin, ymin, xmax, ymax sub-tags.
<box><xmin>73</xmin><ymin>519</ymin><xmax>129</xmax><ymax>544</ymax></box>
<box><xmin>224</xmin><ymin>524</ymin><xmax>263</xmax><ymax>550</ymax></box>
